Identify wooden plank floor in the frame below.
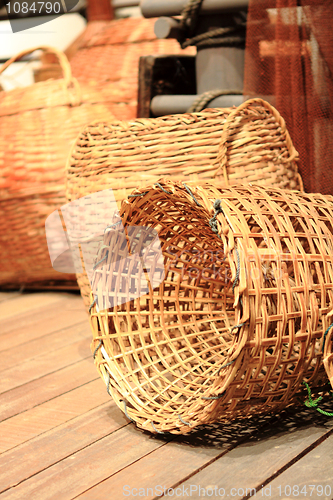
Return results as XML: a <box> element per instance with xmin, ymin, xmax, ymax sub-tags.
<box><xmin>0</xmin><ymin>291</ymin><xmax>332</xmax><ymax>500</ymax></box>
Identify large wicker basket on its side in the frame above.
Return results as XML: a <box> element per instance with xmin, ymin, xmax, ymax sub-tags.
<box><xmin>66</xmin><ymin>98</ymin><xmax>303</xmax><ymax>308</ymax></box>
<box><xmin>88</xmin><ymin>180</ymin><xmax>333</xmax><ymax>434</ymax></box>
<box><xmin>0</xmin><ymin>46</ymin><xmax>117</xmax><ymax>288</ymax></box>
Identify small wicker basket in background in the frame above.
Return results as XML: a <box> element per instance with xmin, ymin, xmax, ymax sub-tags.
<box><xmin>66</xmin><ymin>98</ymin><xmax>303</xmax><ymax>309</ymax></box>
<box><xmin>0</xmin><ymin>46</ymin><xmax>117</xmax><ymax>288</ymax></box>
<box><xmin>89</xmin><ymin>180</ymin><xmax>332</xmax><ymax>434</ymax></box>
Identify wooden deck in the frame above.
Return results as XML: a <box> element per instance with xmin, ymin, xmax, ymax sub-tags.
<box><xmin>0</xmin><ymin>290</ymin><xmax>332</xmax><ymax>500</ymax></box>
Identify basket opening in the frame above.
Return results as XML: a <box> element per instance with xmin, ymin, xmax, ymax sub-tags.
<box><xmin>92</xmin><ymin>192</ymin><xmax>242</xmax><ymax>411</ymax></box>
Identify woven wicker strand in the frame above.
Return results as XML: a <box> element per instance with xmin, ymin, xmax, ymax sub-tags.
<box><xmin>323</xmin><ymin>323</ymin><xmax>333</xmax><ymax>390</ymax></box>
<box><xmin>88</xmin><ymin>180</ymin><xmax>333</xmax><ymax>434</ymax></box>
<box><xmin>66</xmin><ymin>98</ymin><xmax>303</xmax><ymax>309</ymax></box>
<box><xmin>0</xmin><ymin>46</ymin><xmax>120</xmax><ymax>287</ymax></box>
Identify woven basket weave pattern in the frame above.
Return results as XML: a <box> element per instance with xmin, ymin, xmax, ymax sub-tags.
<box><xmin>0</xmin><ymin>46</ymin><xmax>117</xmax><ymax>286</ymax></box>
<box><xmin>66</xmin><ymin>98</ymin><xmax>303</xmax><ymax>309</ymax></box>
<box><xmin>69</xmin><ymin>17</ymin><xmax>195</xmax><ymax>75</ymax></box>
<box><xmin>0</xmin><ymin>188</ymin><xmax>68</xmax><ymax>285</ymax></box>
<box><xmin>89</xmin><ymin>181</ymin><xmax>332</xmax><ymax>434</ymax></box>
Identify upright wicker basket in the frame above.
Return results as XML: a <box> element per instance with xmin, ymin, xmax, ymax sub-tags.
<box><xmin>0</xmin><ymin>46</ymin><xmax>117</xmax><ymax>288</ymax></box>
<box><xmin>66</xmin><ymin>98</ymin><xmax>303</xmax><ymax>308</ymax></box>
<box><xmin>89</xmin><ymin>180</ymin><xmax>333</xmax><ymax>434</ymax></box>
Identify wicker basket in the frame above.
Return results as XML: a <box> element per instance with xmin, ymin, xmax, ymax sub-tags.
<box><xmin>0</xmin><ymin>46</ymin><xmax>117</xmax><ymax>288</ymax></box>
<box><xmin>88</xmin><ymin>180</ymin><xmax>332</xmax><ymax>434</ymax></box>
<box><xmin>66</xmin><ymin>98</ymin><xmax>303</xmax><ymax>308</ymax></box>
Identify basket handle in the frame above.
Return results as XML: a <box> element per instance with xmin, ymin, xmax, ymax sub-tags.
<box><xmin>0</xmin><ymin>45</ymin><xmax>74</xmax><ymax>87</ymax></box>
<box><xmin>215</xmin><ymin>97</ymin><xmax>300</xmax><ymax>183</ymax></box>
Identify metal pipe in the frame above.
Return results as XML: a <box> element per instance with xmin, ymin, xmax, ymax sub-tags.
<box><xmin>154</xmin><ymin>17</ymin><xmax>184</xmax><ymax>39</ymax></box>
<box><xmin>150</xmin><ymin>94</ymin><xmax>245</xmax><ymax>116</ymax></box>
<box><xmin>196</xmin><ymin>47</ymin><xmax>244</xmax><ymax>94</ymax></box>
<box><xmin>141</xmin><ymin>0</ymin><xmax>249</xmax><ymax>18</ymax></box>
<box><xmin>112</xmin><ymin>0</ymin><xmax>140</xmax><ymax>7</ymax></box>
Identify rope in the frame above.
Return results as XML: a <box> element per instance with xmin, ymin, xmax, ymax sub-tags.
<box><xmin>122</xmin><ymin>400</ymin><xmax>135</xmax><ymax>422</ymax></box>
<box><xmin>303</xmin><ymin>382</ymin><xmax>333</xmax><ymax>417</ymax></box>
<box><xmin>209</xmin><ymin>199</ymin><xmax>224</xmax><ymax>238</ymax></box>
<box><xmin>179</xmin><ymin>0</ymin><xmax>204</xmax><ymax>39</ymax></box>
<box><xmin>182</xmin><ymin>25</ymin><xmax>246</xmax><ymax>50</ymax></box>
<box><xmin>322</xmin><ymin>321</ymin><xmax>333</xmax><ymax>352</ymax></box>
<box><xmin>202</xmin><ymin>391</ymin><xmax>225</xmax><ymax>401</ymax></box>
<box><xmin>106</xmin><ymin>372</ymin><xmax>112</xmax><ymax>396</ymax></box>
<box><xmin>232</xmin><ymin>247</ymin><xmax>240</xmax><ymax>292</ymax></box>
<box><xmin>89</xmin><ymin>296</ymin><xmax>97</xmax><ymax>313</ymax></box>
<box><xmin>187</xmin><ymin>89</ymin><xmax>242</xmax><ymax>113</ymax></box>
<box><xmin>104</xmin><ymin>220</ymin><xmax>122</xmax><ymax>233</ymax></box>
<box><xmin>209</xmin><ymin>200</ymin><xmax>240</xmax><ymax>292</ymax></box>
<box><xmin>154</xmin><ymin>183</ymin><xmax>173</xmax><ymax>195</ymax></box>
<box><xmin>182</xmin><ymin>182</ymin><xmax>202</xmax><ymax>207</ymax></box>
<box><xmin>106</xmin><ymin>374</ymin><xmax>136</xmax><ymax>422</ymax></box>
<box><xmin>93</xmin><ymin>254</ymin><xmax>107</xmax><ymax>270</ymax></box>
<box><xmin>178</xmin><ymin>414</ymin><xmax>191</xmax><ymax>426</ymax></box>
<box><xmin>217</xmin><ymin>359</ymin><xmax>235</xmax><ymax>376</ymax></box>
<box><xmin>230</xmin><ymin>322</ymin><xmax>245</xmax><ymax>334</ymax></box>
<box><xmin>128</xmin><ymin>192</ymin><xmax>149</xmax><ymax>198</ymax></box>
<box><xmin>151</xmin><ymin>422</ymin><xmax>166</xmax><ymax>434</ymax></box>
<box><xmin>93</xmin><ymin>339</ymin><xmax>102</xmax><ymax>359</ymax></box>
<box><xmin>128</xmin><ymin>184</ymin><xmax>173</xmax><ymax>198</ymax></box>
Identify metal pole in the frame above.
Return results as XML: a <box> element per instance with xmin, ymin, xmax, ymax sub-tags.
<box><xmin>193</xmin><ymin>14</ymin><xmax>245</xmax><ymax>94</ymax></box>
<box><xmin>112</xmin><ymin>0</ymin><xmax>139</xmax><ymax>7</ymax></box>
<box><xmin>141</xmin><ymin>0</ymin><xmax>249</xmax><ymax>18</ymax></box>
<box><xmin>154</xmin><ymin>17</ymin><xmax>183</xmax><ymax>40</ymax></box>
<box><xmin>150</xmin><ymin>94</ymin><xmax>245</xmax><ymax>116</ymax></box>
<box><xmin>196</xmin><ymin>47</ymin><xmax>244</xmax><ymax>94</ymax></box>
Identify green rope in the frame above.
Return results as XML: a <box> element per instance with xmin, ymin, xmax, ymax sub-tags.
<box><xmin>322</xmin><ymin>321</ymin><xmax>333</xmax><ymax>352</ymax></box>
<box><xmin>93</xmin><ymin>253</ymin><xmax>107</xmax><ymax>270</ymax></box>
<box><xmin>88</xmin><ymin>296</ymin><xmax>97</xmax><ymax>313</ymax></box>
<box><xmin>303</xmin><ymin>381</ymin><xmax>333</xmax><ymax>417</ymax></box>
<box><xmin>106</xmin><ymin>372</ymin><xmax>112</xmax><ymax>397</ymax></box>
<box><xmin>230</xmin><ymin>322</ymin><xmax>245</xmax><ymax>334</ymax></box>
<box><xmin>232</xmin><ymin>247</ymin><xmax>240</xmax><ymax>292</ymax></box>
<box><xmin>93</xmin><ymin>339</ymin><xmax>102</xmax><ymax>359</ymax></box>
